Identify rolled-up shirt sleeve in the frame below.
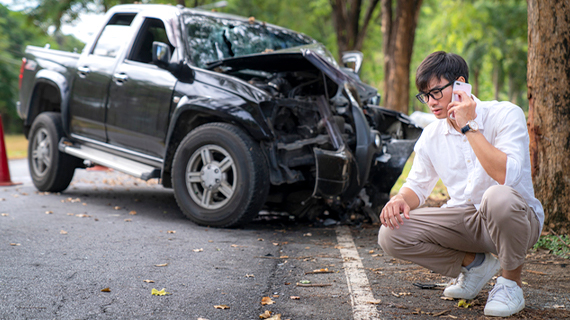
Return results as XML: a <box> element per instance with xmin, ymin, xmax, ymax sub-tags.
<box><xmin>401</xmin><ymin>137</ymin><xmax>439</xmax><ymax>207</ymax></box>
<box><xmin>494</xmin><ymin>105</ymin><xmax>528</xmax><ymax>187</ymax></box>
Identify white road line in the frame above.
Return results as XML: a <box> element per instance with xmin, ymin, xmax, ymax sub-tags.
<box><xmin>335</xmin><ymin>225</ymin><xmax>381</xmax><ymax>320</ymax></box>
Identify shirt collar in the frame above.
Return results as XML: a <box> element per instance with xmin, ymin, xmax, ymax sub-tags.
<box><xmin>441</xmin><ymin>94</ymin><xmax>485</xmax><ymax>135</ymax></box>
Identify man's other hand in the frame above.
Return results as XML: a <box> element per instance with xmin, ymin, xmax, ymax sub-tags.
<box><xmin>380</xmin><ymin>194</ymin><xmax>411</xmax><ymax>230</ymax></box>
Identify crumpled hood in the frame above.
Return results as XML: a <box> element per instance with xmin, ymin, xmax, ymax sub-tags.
<box><xmin>205</xmin><ymin>43</ymin><xmax>378</xmax><ymax>103</ymax></box>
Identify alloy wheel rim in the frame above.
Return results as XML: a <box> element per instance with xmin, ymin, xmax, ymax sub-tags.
<box><xmin>186</xmin><ymin>144</ymin><xmax>237</xmax><ymax>210</ymax></box>
<box><xmin>31</xmin><ymin>128</ymin><xmax>51</xmax><ymax>177</ymax></box>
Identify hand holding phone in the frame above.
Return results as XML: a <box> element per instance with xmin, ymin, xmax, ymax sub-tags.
<box><xmin>449</xmin><ymin>81</ymin><xmax>472</xmax><ymax>120</ymax></box>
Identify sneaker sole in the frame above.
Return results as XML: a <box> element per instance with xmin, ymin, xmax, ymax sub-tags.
<box><xmin>484</xmin><ymin>301</ymin><xmax>525</xmax><ymax>317</ymax></box>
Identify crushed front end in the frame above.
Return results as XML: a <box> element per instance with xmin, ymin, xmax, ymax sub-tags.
<box><xmin>207</xmin><ymin>48</ymin><xmax>421</xmax><ymax>222</ymax></box>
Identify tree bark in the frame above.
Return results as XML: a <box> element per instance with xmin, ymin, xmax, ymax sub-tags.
<box><xmin>527</xmin><ymin>0</ymin><xmax>570</xmax><ymax>228</ymax></box>
<box><xmin>382</xmin><ymin>0</ymin><xmax>423</xmax><ymax>114</ymax></box>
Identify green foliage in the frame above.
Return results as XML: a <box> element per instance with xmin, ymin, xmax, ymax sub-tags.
<box><xmin>0</xmin><ymin>4</ymin><xmax>83</xmax><ymax>133</ymax></box>
<box><xmin>533</xmin><ymin>235</ymin><xmax>570</xmax><ymax>259</ymax></box>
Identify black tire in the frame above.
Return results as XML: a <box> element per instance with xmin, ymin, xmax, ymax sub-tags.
<box><xmin>171</xmin><ymin>123</ymin><xmax>269</xmax><ymax>227</ymax></box>
<box><xmin>28</xmin><ymin>112</ymin><xmax>79</xmax><ymax>192</ymax></box>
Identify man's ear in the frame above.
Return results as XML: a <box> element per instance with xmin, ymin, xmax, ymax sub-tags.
<box><xmin>457</xmin><ymin>76</ymin><xmax>466</xmax><ymax>83</ymax></box>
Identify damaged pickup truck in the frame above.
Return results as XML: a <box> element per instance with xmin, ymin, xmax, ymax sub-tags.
<box><xmin>18</xmin><ymin>4</ymin><xmax>421</xmax><ymax>227</ymax></box>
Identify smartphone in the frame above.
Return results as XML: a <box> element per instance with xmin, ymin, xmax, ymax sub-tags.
<box><xmin>449</xmin><ymin>81</ymin><xmax>472</xmax><ymax>119</ymax></box>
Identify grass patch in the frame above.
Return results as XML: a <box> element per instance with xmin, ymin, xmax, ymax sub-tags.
<box><xmin>4</xmin><ymin>134</ymin><xmax>28</xmax><ymax>159</ymax></box>
<box><xmin>533</xmin><ymin>234</ymin><xmax>570</xmax><ymax>259</ymax></box>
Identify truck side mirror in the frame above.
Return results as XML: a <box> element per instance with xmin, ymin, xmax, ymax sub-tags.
<box><xmin>152</xmin><ymin>41</ymin><xmax>171</xmax><ymax>67</ymax></box>
<box><xmin>341</xmin><ymin>51</ymin><xmax>364</xmax><ymax>75</ymax></box>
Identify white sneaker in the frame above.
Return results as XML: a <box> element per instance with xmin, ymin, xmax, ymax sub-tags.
<box><xmin>484</xmin><ymin>277</ymin><xmax>525</xmax><ymax>317</ymax></box>
<box><xmin>443</xmin><ymin>252</ymin><xmax>501</xmax><ymax>300</ymax></box>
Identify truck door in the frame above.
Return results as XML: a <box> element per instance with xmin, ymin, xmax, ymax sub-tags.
<box><xmin>68</xmin><ymin>13</ymin><xmax>136</xmax><ymax>142</ymax></box>
<box><xmin>105</xmin><ymin>17</ymin><xmax>177</xmax><ymax>159</ymax></box>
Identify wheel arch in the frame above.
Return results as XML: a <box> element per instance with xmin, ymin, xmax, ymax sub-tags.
<box><xmin>24</xmin><ymin>75</ymin><xmax>67</xmax><ymax>138</ymax></box>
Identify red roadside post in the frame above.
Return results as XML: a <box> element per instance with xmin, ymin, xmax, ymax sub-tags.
<box><xmin>0</xmin><ymin>115</ymin><xmax>22</xmax><ymax>186</ymax></box>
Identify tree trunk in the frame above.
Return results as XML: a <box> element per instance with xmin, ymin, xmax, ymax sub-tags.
<box><xmin>382</xmin><ymin>0</ymin><xmax>423</xmax><ymax>114</ymax></box>
<box><xmin>329</xmin><ymin>0</ymin><xmax>380</xmax><ymax>60</ymax></box>
<box><xmin>527</xmin><ymin>0</ymin><xmax>570</xmax><ymax>229</ymax></box>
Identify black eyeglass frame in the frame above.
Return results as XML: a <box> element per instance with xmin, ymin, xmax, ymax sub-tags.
<box><xmin>415</xmin><ymin>81</ymin><xmax>453</xmax><ymax>104</ymax></box>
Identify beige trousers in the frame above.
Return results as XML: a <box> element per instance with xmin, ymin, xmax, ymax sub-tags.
<box><xmin>378</xmin><ymin>185</ymin><xmax>541</xmax><ymax>277</ymax></box>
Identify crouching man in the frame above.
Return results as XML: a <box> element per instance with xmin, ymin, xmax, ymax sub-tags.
<box><xmin>378</xmin><ymin>51</ymin><xmax>544</xmax><ymax>317</ymax></box>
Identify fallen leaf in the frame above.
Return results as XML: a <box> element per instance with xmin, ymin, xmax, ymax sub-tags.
<box><xmin>193</xmin><ymin>248</ymin><xmax>204</xmax><ymax>252</ymax></box>
<box><xmin>245</xmin><ymin>274</ymin><xmax>255</xmax><ymax>278</ymax></box>
<box><xmin>1</xmin><ymin>213</ymin><xmax>8</xmax><ymax>216</ymax></box>
<box><xmin>67</xmin><ymin>213</ymin><xmax>75</xmax><ymax>216</ymax></box>
<box><xmin>101</xmin><ymin>287</ymin><xmax>111</xmax><ymax>292</ymax></box>
<box><xmin>371</xmin><ymin>254</ymin><xmax>383</xmax><ymax>257</ymax></box>
<box><xmin>45</xmin><ymin>211</ymin><xmax>52</xmax><ymax>214</ymax></box>
<box><xmin>259</xmin><ymin>310</ymin><xmax>272</xmax><ymax>319</ymax></box>
<box><xmin>284</xmin><ymin>282</ymin><xmax>291</xmax><ymax>285</ymax></box>
<box><xmin>231</xmin><ymin>244</ymin><xmax>239</xmax><ymax>248</ymax></box>
<box><xmin>10</xmin><ymin>243</ymin><xmax>20</xmax><ymax>246</ymax></box>
<box><xmin>143</xmin><ymin>280</ymin><xmax>154</xmax><ymax>283</ymax></box>
<box><xmin>368</xmin><ymin>250</ymin><xmax>374</xmax><ymax>254</ymax></box>
<box><xmin>151</xmin><ymin>288</ymin><xmax>171</xmax><ymax>296</ymax></box>
<box><xmin>267</xmin><ymin>314</ymin><xmax>281</xmax><ymax>320</ymax></box>
<box><xmin>60</xmin><ymin>230</ymin><xmax>68</xmax><ymax>235</ymax></box>
<box><xmin>167</xmin><ymin>230</ymin><xmax>176</xmax><ymax>234</ymax></box>
<box><xmin>272</xmin><ymin>295</ymin><xmax>279</xmax><ymax>298</ymax></box>
<box><xmin>366</xmin><ymin>299</ymin><xmax>382</xmax><ymax>305</ymax></box>
<box><xmin>155</xmin><ymin>263</ymin><xmax>168</xmax><ymax>267</ymax></box>
<box><xmin>129</xmin><ymin>211</ymin><xmax>137</xmax><ymax>215</ymax></box>
<box><xmin>457</xmin><ymin>299</ymin><xmax>472</xmax><ymax>308</ymax></box>
<box><xmin>441</xmin><ymin>296</ymin><xmax>454</xmax><ymax>301</ymax></box>
<box><xmin>261</xmin><ymin>297</ymin><xmax>275</xmax><ymax>305</ymax></box>
<box><xmin>290</xmin><ymin>296</ymin><xmax>300</xmax><ymax>300</ymax></box>
<box><xmin>553</xmin><ymin>304</ymin><xmax>565</xmax><ymax>309</ymax></box>
<box><xmin>197</xmin><ymin>318</ymin><xmax>209</xmax><ymax>320</ymax></box>
<box><xmin>76</xmin><ymin>214</ymin><xmax>90</xmax><ymax>218</ymax></box>
<box><xmin>258</xmin><ymin>238</ymin><xmax>264</xmax><ymax>241</ymax></box>
<box><xmin>279</xmin><ymin>256</ymin><xmax>289</xmax><ymax>259</ymax></box>
<box><xmin>303</xmin><ymin>233</ymin><xmax>312</xmax><ymax>237</ymax></box>
<box><xmin>272</xmin><ymin>243</ymin><xmax>279</xmax><ymax>246</ymax></box>
<box><xmin>114</xmin><ymin>206</ymin><xmax>121</xmax><ymax>210</ymax></box>
<box><xmin>214</xmin><ymin>305</ymin><xmax>229</xmax><ymax>309</ymax></box>
<box><xmin>124</xmin><ymin>219</ymin><xmax>132</xmax><ymax>222</ymax></box>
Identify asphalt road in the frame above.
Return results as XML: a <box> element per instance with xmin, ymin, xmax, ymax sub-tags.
<box><xmin>0</xmin><ymin>160</ymin><xmax>380</xmax><ymax>320</ymax></box>
<box><xmin>3</xmin><ymin>160</ymin><xmax>570</xmax><ymax>320</ymax></box>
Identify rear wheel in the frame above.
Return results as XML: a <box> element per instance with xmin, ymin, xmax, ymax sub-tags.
<box><xmin>171</xmin><ymin>123</ymin><xmax>269</xmax><ymax>227</ymax></box>
<box><xmin>28</xmin><ymin>112</ymin><xmax>79</xmax><ymax>192</ymax></box>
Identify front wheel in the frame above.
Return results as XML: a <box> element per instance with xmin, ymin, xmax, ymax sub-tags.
<box><xmin>171</xmin><ymin>123</ymin><xmax>269</xmax><ymax>227</ymax></box>
<box><xmin>28</xmin><ymin>112</ymin><xmax>80</xmax><ymax>192</ymax></box>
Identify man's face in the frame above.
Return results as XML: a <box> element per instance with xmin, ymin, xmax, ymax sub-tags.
<box><xmin>422</xmin><ymin>77</ymin><xmax>454</xmax><ymax>119</ymax></box>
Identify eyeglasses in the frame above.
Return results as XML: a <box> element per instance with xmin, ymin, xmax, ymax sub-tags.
<box><xmin>416</xmin><ymin>81</ymin><xmax>453</xmax><ymax>104</ymax></box>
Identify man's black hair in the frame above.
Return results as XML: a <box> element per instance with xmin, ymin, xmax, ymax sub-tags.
<box><xmin>416</xmin><ymin>51</ymin><xmax>469</xmax><ymax>92</ymax></box>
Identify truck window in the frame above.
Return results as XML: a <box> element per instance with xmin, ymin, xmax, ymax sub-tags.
<box><xmin>92</xmin><ymin>13</ymin><xmax>136</xmax><ymax>58</ymax></box>
<box><xmin>130</xmin><ymin>18</ymin><xmax>173</xmax><ymax>64</ymax></box>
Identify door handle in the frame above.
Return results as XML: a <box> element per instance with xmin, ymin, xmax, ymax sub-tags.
<box><xmin>77</xmin><ymin>66</ymin><xmax>90</xmax><ymax>78</ymax></box>
<box><xmin>112</xmin><ymin>73</ymin><xmax>128</xmax><ymax>83</ymax></box>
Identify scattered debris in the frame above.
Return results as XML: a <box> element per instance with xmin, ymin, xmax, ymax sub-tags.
<box><xmin>193</xmin><ymin>248</ymin><xmax>204</xmax><ymax>252</ymax></box>
<box><xmin>296</xmin><ymin>283</ymin><xmax>332</xmax><ymax>287</ymax></box>
<box><xmin>213</xmin><ymin>305</ymin><xmax>229</xmax><ymax>309</ymax></box>
<box><xmin>143</xmin><ymin>280</ymin><xmax>155</xmax><ymax>283</ymax></box>
<box><xmin>261</xmin><ymin>297</ymin><xmax>275</xmax><ymax>305</ymax></box>
<box><xmin>101</xmin><ymin>287</ymin><xmax>111</xmax><ymax>292</ymax></box>
<box><xmin>154</xmin><ymin>263</ymin><xmax>168</xmax><ymax>267</ymax></box>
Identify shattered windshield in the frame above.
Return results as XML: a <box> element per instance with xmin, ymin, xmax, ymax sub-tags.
<box><xmin>182</xmin><ymin>14</ymin><xmax>315</xmax><ymax>68</ymax></box>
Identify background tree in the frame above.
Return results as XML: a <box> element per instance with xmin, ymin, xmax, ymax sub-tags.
<box><xmin>381</xmin><ymin>0</ymin><xmax>422</xmax><ymax>114</ymax></box>
<box><xmin>527</xmin><ymin>0</ymin><xmax>570</xmax><ymax>230</ymax></box>
<box><xmin>328</xmin><ymin>0</ymin><xmax>380</xmax><ymax>59</ymax></box>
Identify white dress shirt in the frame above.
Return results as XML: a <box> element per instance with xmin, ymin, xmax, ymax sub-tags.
<box><xmin>403</xmin><ymin>96</ymin><xmax>544</xmax><ymax>230</ymax></box>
